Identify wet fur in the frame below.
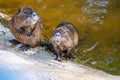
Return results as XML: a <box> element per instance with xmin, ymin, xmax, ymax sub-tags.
<box><xmin>10</xmin><ymin>7</ymin><xmax>43</xmax><ymax>47</ymax></box>
<box><xmin>51</xmin><ymin>22</ymin><xmax>78</xmax><ymax>61</ymax></box>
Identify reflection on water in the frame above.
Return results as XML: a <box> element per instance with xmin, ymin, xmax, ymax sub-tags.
<box><xmin>82</xmin><ymin>0</ymin><xmax>109</xmax><ymax>24</ymax></box>
<box><xmin>0</xmin><ymin>0</ymin><xmax>120</xmax><ymax>75</ymax></box>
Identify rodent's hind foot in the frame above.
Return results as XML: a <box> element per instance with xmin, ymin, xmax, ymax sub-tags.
<box><xmin>55</xmin><ymin>57</ymin><xmax>62</xmax><ymax>62</ymax></box>
<box><xmin>65</xmin><ymin>55</ymin><xmax>75</xmax><ymax>60</ymax></box>
<box><xmin>9</xmin><ymin>39</ymin><xmax>21</xmax><ymax>45</ymax></box>
<box><xmin>19</xmin><ymin>44</ymin><xmax>30</xmax><ymax>51</ymax></box>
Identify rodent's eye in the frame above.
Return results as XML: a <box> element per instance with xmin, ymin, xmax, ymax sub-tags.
<box><xmin>55</xmin><ymin>34</ymin><xmax>58</xmax><ymax>37</ymax></box>
<box><xmin>55</xmin><ymin>33</ymin><xmax>61</xmax><ymax>37</ymax></box>
<box><xmin>55</xmin><ymin>34</ymin><xmax>57</xmax><ymax>36</ymax></box>
<box><xmin>58</xmin><ymin>34</ymin><xmax>60</xmax><ymax>36</ymax></box>
<box><xmin>56</xmin><ymin>33</ymin><xmax>61</xmax><ymax>37</ymax></box>
<box><xmin>24</xmin><ymin>12</ymin><xmax>28</xmax><ymax>13</ymax></box>
<box><xmin>30</xmin><ymin>12</ymin><xmax>33</xmax><ymax>14</ymax></box>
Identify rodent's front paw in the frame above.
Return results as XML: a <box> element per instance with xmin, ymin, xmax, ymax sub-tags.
<box><xmin>19</xmin><ymin>27</ymin><xmax>25</xmax><ymax>33</ymax></box>
<box><xmin>19</xmin><ymin>28</ymin><xmax>31</xmax><ymax>36</ymax></box>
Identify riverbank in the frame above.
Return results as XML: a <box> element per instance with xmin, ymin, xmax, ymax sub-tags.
<box><xmin>0</xmin><ymin>23</ymin><xmax>120</xmax><ymax>80</ymax></box>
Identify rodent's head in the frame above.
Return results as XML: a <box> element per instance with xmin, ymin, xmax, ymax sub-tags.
<box><xmin>53</xmin><ymin>32</ymin><xmax>62</xmax><ymax>45</ymax></box>
<box><xmin>16</xmin><ymin>7</ymin><xmax>40</xmax><ymax>26</ymax></box>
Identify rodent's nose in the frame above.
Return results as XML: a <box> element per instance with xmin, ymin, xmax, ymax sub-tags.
<box><xmin>56</xmin><ymin>39</ymin><xmax>59</xmax><ymax>42</ymax></box>
<box><xmin>32</xmin><ymin>13</ymin><xmax>37</xmax><ymax>17</ymax></box>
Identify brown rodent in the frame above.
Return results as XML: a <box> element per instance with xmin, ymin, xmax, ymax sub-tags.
<box><xmin>51</xmin><ymin>22</ymin><xmax>78</xmax><ymax>61</ymax></box>
<box><xmin>9</xmin><ymin>7</ymin><xmax>43</xmax><ymax>51</ymax></box>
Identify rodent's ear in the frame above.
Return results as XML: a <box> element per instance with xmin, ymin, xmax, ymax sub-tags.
<box><xmin>17</xmin><ymin>8</ymin><xmax>22</xmax><ymax>13</ymax></box>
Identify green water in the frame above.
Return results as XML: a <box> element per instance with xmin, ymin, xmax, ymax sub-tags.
<box><xmin>0</xmin><ymin>0</ymin><xmax>120</xmax><ymax>75</ymax></box>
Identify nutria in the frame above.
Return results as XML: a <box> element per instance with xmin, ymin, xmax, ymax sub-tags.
<box><xmin>9</xmin><ymin>7</ymin><xmax>43</xmax><ymax>51</ymax></box>
<box><xmin>51</xmin><ymin>22</ymin><xmax>78</xmax><ymax>61</ymax></box>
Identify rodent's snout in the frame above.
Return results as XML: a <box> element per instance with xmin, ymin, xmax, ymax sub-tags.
<box><xmin>23</xmin><ymin>12</ymin><xmax>39</xmax><ymax>25</ymax></box>
<box><xmin>55</xmin><ymin>38</ymin><xmax>61</xmax><ymax>45</ymax></box>
<box><xmin>32</xmin><ymin>12</ymin><xmax>37</xmax><ymax>17</ymax></box>
<box><xmin>56</xmin><ymin>39</ymin><xmax>59</xmax><ymax>42</ymax></box>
